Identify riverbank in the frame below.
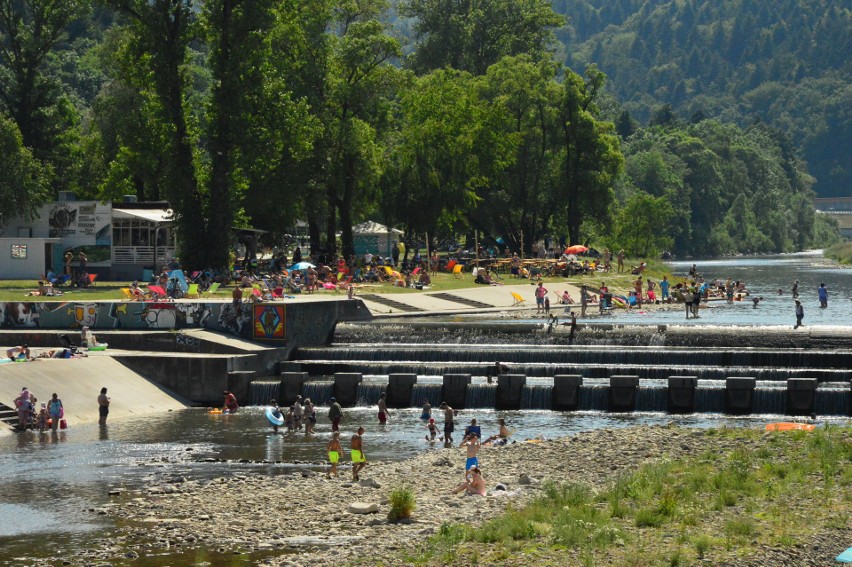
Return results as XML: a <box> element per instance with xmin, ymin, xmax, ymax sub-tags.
<box><xmin>36</xmin><ymin>424</ymin><xmax>850</xmax><ymax>566</ymax></box>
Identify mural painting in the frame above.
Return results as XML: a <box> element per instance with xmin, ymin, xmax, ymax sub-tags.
<box><xmin>0</xmin><ymin>301</ymin><xmax>255</xmax><ymax>339</ymax></box>
<box><xmin>253</xmin><ymin>305</ymin><xmax>285</xmax><ymax>340</ymax></box>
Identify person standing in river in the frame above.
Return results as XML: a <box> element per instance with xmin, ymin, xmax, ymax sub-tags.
<box><xmin>818</xmin><ymin>283</ymin><xmax>828</xmax><ymax>308</ymax></box>
<box><xmin>377</xmin><ymin>392</ymin><xmax>390</xmax><ymax>425</ymax></box>
<box><xmin>328</xmin><ymin>397</ymin><xmax>343</xmax><ymax>432</ymax></box>
<box><xmin>440</xmin><ymin>402</ymin><xmax>456</xmax><ymax>445</ymax></box>
<box><xmin>791</xmin><ymin>280</ymin><xmax>799</xmax><ymax>299</ymax></box>
<box><xmin>98</xmin><ymin>387</ymin><xmax>110</xmax><ymax>426</ymax></box>
<box><xmin>794</xmin><ymin>299</ymin><xmax>805</xmax><ymax>329</ymax></box>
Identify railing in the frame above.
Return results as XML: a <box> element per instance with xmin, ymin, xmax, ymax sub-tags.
<box><xmin>112</xmin><ymin>246</ymin><xmax>176</xmax><ymax>265</ymax></box>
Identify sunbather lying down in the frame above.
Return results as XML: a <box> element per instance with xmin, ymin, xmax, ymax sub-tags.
<box><xmin>37</xmin><ymin>349</ymin><xmax>87</xmax><ymax>359</ymax></box>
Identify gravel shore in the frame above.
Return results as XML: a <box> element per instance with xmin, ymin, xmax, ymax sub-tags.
<box><xmin>49</xmin><ymin>425</ymin><xmax>850</xmax><ymax>566</ymax></box>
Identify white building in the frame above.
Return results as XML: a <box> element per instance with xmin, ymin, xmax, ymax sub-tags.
<box><xmin>0</xmin><ymin>194</ymin><xmax>175</xmax><ymax>280</ymax></box>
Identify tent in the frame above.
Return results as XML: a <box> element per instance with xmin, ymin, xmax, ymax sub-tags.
<box><xmin>352</xmin><ymin>221</ymin><xmax>403</xmax><ymax>258</ymax></box>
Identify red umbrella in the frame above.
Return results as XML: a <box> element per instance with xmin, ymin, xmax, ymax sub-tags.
<box><xmin>563</xmin><ymin>245</ymin><xmax>588</xmax><ymax>255</ymax></box>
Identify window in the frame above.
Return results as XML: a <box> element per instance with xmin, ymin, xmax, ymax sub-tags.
<box><xmin>11</xmin><ymin>244</ymin><xmax>27</xmax><ymax>259</ymax></box>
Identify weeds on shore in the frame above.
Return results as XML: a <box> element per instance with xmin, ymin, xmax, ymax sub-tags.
<box><xmin>407</xmin><ymin>426</ymin><xmax>851</xmax><ymax>565</ymax></box>
<box><xmin>387</xmin><ymin>486</ymin><xmax>416</xmax><ymax>522</ymax></box>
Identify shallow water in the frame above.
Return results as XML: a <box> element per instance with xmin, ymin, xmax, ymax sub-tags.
<box><xmin>594</xmin><ymin>252</ymin><xmax>851</xmax><ymax>326</ymax></box>
<box><xmin>1</xmin><ymin>406</ymin><xmax>844</xmax><ymax>545</ymax></box>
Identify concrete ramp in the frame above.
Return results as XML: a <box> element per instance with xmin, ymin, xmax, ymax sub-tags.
<box><xmin>0</xmin><ymin>357</ymin><xmax>185</xmax><ymax>430</ymax></box>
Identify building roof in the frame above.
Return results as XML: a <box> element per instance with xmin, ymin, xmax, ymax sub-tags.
<box><xmin>112</xmin><ymin>208</ymin><xmax>174</xmax><ymax>223</ymax></box>
<box><xmin>352</xmin><ymin>220</ymin><xmax>403</xmax><ymax>235</ymax></box>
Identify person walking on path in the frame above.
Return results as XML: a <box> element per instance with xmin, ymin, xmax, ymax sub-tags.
<box><xmin>535</xmin><ymin>282</ymin><xmax>548</xmax><ymax>314</ymax></box>
<box><xmin>350</xmin><ymin>427</ymin><xmax>367</xmax><ymax>481</ymax></box>
<box><xmin>377</xmin><ymin>392</ymin><xmax>390</xmax><ymax>425</ymax></box>
<box><xmin>818</xmin><ymin>283</ymin><xmax>828</xmax><ymax>308</ymax></box>
<box><xmin>98</xmin><ymin>387</ymin><xmax>110</xmax><ymax>426</ymax></box>
<box><xmin>328</xmin><ymin>397</ymin><xmax>343</xmax><ymax>432</ymax></box>
<box><xmin>794</xmin><ymin>300</ymin><xmax>805</xmax><ymax>329</ymax></box>
<box><xmin>48</xmin><ymin>393</ymin><xmax>63</xmax><ymax>432</ymax></box>
<box><xmin>326</xmin><ymin>431</ymin><xmax>342</xmax><ymax>478</ymax></box>
<box><xmin>440</xmin><ymin>402</ymin><xmax>456</xmax><ymax>445</ymax></box>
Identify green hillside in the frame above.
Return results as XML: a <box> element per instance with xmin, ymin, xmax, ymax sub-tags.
<box><xmin>555</xmin><ymin>0</ymin><xmax>852</xmax><ymax>198</ymax></box>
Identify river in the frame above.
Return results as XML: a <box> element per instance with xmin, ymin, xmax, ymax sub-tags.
<box><xmin>0</xmin><ymin>251</ymin><xmax>849</xmax><ymax>560</ymax></box>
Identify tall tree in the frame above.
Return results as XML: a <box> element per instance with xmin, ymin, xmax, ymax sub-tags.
<box><xmin>400</xmin><ymin>0</ymin><xmax>563</xmax><ymax>75</ymax></box>
<box><xmin>106</xmin><ymin>0</ymin><xmax>207</xmax><ymax>266</ymax></box>
<box><xmin>0</xmin><ymin>114</ymin><xmax>50</xmax><ymax>225</ymax></box>
<box><xmin>556</xmin><ymin>66</ymin><xmax>623</xmax><ymax>245</ymax></box>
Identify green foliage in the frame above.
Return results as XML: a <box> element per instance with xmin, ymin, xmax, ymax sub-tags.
<box><xmin>387</xmin><ymin>485</ymin><xmax>416</xmax><ymax>522</ymax></box>
<box><xmin>0</xmin><ymin>115</ymin><xmax>51</xmax><ymax>226</ymax></box>
<box><xmin>558</xmin><ymin>0</ymin><xmax>852</xmax><ymax>198</ymax></box>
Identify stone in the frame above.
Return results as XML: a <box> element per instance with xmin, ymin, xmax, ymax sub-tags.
<box><xmin>347</xmin><ymin>502</ymin><xmax>379</xmax><ymax>514</ymax></box>
<box><xmin>359</xmin><ymin>478</ymin><xmax>381</xmax><ymax>488</ymax></box>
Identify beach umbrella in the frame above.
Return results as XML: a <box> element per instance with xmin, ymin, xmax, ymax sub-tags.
<box><xmin>563</xmin><ymin>245</ymin><xmax>588</xmax><ymax>255</ymax></box>
<box><xmin>290</xmin><ymin>262</ymin><xmax>315</xmax><ymax>271</ymax></box>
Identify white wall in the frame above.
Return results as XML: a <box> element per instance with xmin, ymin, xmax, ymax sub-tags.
<box><xmin>0</xmin><ymin>238</ymin><xmax>50</xmax><ymax>279</ymax></box>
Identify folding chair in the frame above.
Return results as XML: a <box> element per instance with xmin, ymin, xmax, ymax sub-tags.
<box><xmin>202</xmin><ymin>282</ymin><xmax>220</xmax><ymax>297</ymax></box>
<box><xmin>510</xmin><ymin>292</ymin><xmax>527</xmax><ymax>306</ymax></box>
<box><xmin>120</xmin><ymin>288</ymin><xmax>134</xmax><ymax>301</ymax></box>
<box><xmin>452</xmin><ymin>264</ymin><xmax>464</xmax><ymax>279</ymax></box>
<box><xmin>185</xmin><ymin>283</ymin><xmax>200</xmax><ymax>298</ymax></box>
<box><xmin>87</xmin><ymin>273</ymin><xmax>98</xmax><ymax>286</ymax></box>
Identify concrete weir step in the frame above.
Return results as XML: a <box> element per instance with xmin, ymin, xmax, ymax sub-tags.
<box><xmin>430</xmin><ymin>293</ymin><xmax>492</xmax><ymax>309</ymax></box>
<box><xmin>358</xmin><ymin>294</ymin><xmax>424</xmax><ymax>312</ymax></box>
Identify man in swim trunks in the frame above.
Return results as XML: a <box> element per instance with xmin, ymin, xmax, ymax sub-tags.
<box><xmin>350</xmin><ymin>427</ymin><xmax>367</xmax><ymax>481</ymax></box>
<box><xmin>326</xmin><ymin>431</ymin><xmax>342</xmax><ymax>478</ymax></box>
<box><xmin>440</xmin><ymin>402</ymin><xmax>455</xmax><ymax>445</ymax></box>
<box><xmin>377</xmin><ymin>392</ymin><xmax>390</xmax><ymax>424</ymax></box>
<box><xmin>98</xmin><ymin>387</ymin><xmax>110</xmax><ymax>426</ymax></box>
<box><xmin>292</xmin><ymin>395</ymin><xmax>303</xmax><ymax>430</ymax></box>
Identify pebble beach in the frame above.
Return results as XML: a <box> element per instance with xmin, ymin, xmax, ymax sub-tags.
<box><xmin>34</xmin><ymin>424</ymin><xmax>851</xmax><ymax>567</ymax></box>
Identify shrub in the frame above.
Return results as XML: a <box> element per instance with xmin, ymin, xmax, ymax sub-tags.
<box><xmin>388</xmin><ymin>486</ymin><xmax>416</xmax><ymax>522</ymax></box>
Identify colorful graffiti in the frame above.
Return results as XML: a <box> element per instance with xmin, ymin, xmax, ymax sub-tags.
<box><xmin>253</xmin><ymin>305</ymin><xmax>285</xmax><ymax>340</ymax></box>
<box><xmin>0</xmin><ymin>301</ymin><xmax>253</xmax><ymax>338</ymax></box>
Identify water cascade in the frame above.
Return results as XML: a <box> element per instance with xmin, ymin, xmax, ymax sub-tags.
<box><xmin>248</xmin><ymin>380</ymin><xmax>280</xmax><ymax>406</ymax></box>
<box><xmin>300</xmin><ymin>381</ymin><xmax>334</xmax><ymax>406</ymax></box>
<box><xmin>520</xmin><ymin>385</ymin><xmax>553</xmax><ymax>410</ymax></box>
<box><xmin>410</xmin><ymin>383</ymin><xmax>443</xmax><ymax>409</ymax></box>
<box><xmin>356</xmin><ymin>383</ymin><xmax>386</xmax><ymax>408</ymax></box>
<box><xmin>465</xmin><ymin>384</ymin><xmax>497</xmax><ymax>409</ymax></box>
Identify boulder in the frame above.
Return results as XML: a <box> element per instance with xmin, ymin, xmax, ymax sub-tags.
<box><xmin>347</xmin><ymin>502</ymin><xmax>379</xmax><ymax>514</ymax></box>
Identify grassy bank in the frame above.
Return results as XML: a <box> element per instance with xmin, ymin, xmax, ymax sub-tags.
<box><xmin>0</xmin><ymin>257</ymin><xmax>675</xmax><ymax>302</ymax></box>
<box><xmin>408</xmin><ymin>426</ymin><xmax>851</xmax><ymax>566</ymax></box>
<box><xmin>825</xmin><ymin>242</ymin><xmax>852</xmax><ymax>265</ymax></box>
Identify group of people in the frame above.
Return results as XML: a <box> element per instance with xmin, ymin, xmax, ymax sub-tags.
<box><xmin>11</xmin><ymin>386</ymin><xmax>111</xmax><ymax>431</ymax></box>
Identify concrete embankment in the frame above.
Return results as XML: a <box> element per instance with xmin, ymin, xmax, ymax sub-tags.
<box><xmin>0</xmin><ymin>355</ymin><xmax>186</xmax><ymax>434</ymax></box>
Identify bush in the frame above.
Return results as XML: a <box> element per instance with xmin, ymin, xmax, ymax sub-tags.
<box><xmin>387</xmin><ymin>486</ymin><xmax>416</xmax><ymax>522</ymax></box>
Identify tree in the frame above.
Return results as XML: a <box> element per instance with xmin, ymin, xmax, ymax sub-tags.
<box><xmin>613</xmin><ymin>192</ymin><xmax>674</xmax><ymax>257</ymax></box>
<box><xmin>0</xmin><ymin>115</ymin><xmax>50</xmax><ymax>226</ymax></box>
<box><xmin>106</xmin><ymin>0</ymin><xmax>207</xmax><ymax>266</ymax></box>
<box><xmin>556</xmin><ymin>66</ymin><xmax>623</xmax><ymax>246</ymax></box>
<box><xmin>400</xmin><ymin>0</ymin><xmax>563</xmax><ymax>75</ymax></box>
<box><xmin>0</xmin><ymin>0</ymin><xmax>88</xmax><ymax>152</ymax></box>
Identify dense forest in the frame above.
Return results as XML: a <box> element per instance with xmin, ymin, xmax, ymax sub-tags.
<box><xmin>553</xmin><ymin>0</ymin><xmax>852</xmax><ymax>199</ymax></box>
<box><xmin>0</xmin><ymin>0</ymin><xmax>846</xmax><ymax>268</ymax></box>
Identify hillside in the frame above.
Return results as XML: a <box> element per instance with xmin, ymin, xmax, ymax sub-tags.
<box><xmin>554</xmin><ymin>0</ymin><xmax>851</xmax><ymax>197</ymax></box>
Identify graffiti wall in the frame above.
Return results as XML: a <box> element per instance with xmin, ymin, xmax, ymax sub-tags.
<box><xmin>0</xmin><ymin>301</ymin><xmax>257</xmax><ymax>339</ymax></box>
<box><xmin>0</xmin><ymin>300</ymin><xmax>368</xmax><ymax>346</ymax></box>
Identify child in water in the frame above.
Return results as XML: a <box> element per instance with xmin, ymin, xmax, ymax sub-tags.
<box><xmin>285</xmin><ymin>407</ymin><xmax>295</xmax><ymax>432</ymax></box>
<box><xmin>425</xmin><ymin>418</ymin><xmax>440</xmax><ymax>442</ymax></box>
<box><xmin>36</xmin><ymin>403</ymin><xmax>49</xmax><ymax>432</ymax></box>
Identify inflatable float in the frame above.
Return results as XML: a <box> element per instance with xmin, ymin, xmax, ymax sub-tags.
<box><xmin>265</xmin><ymin>406</ymin><xmax>285</xmax><ymax>426</ymax></box>
<box><xmin>208</xmin><ymin>408</ymin><xmax>223</xmax><ymax>414</ymax></box>
<box><xmin>87</xmin><ymin>343</ymin><xmax>108</xmax><ymax>351</ymax></box>
<box><xmin>765</xmin><ymin>422</ymin><xmax>816</xmax><ymax>432</ymax></box>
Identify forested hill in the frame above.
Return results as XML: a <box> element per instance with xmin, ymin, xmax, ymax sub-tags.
<box><xmin>552</xmin><ymin>0</ymin><xmax>852</xmax><ymax>198</ymax></box>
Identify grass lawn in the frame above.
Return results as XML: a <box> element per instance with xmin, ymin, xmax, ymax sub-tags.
<box><xmin>408</xmin><ymin>426</ymin><xmax>852</xmax><ymax>566</ymax></box>
<box><xmin>0</xmin><ymin>258</ymin><xmax>678</xmax><ymax>302</ymax></box>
